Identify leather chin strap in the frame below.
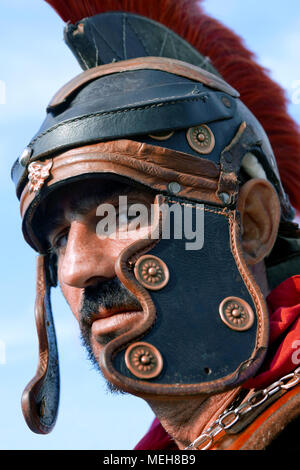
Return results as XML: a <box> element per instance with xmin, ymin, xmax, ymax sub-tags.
<box><xmin>21</xmin><ymin>256</ymin><xmax>59</xmax><ymax>434</ymax></box>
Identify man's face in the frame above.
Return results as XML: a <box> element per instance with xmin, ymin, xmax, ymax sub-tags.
<box><xmin>42</xmin><ymin>178</ymin><xmax>155</xmax><ymax>373</ymax></box>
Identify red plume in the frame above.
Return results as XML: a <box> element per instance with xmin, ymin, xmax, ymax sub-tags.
<box><xmin>45</xmin><ymin>0</ymin><xmax>300</xmax><ymax>213</ymax></box>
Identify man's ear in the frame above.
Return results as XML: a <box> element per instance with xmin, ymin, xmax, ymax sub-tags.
<box><xmin>237</xmin><ymin>178</ymin><xmax>281</xmax><ymax>265</ymax></box>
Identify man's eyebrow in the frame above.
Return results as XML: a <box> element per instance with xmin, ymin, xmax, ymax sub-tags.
<box><xmin>42</xmin><ymin>192</ymin><xmax>119</xmax><ymax>241</ymax></box>
<box><xmin>42</xmin><ymin>186</ymin><xmax>152</xmax><ymax>242</ymax></box>
<box><xmin>43</xmin><ymin>212</ymin><xmax>68</xmax><ymax>241</ymax></box>
<box><xmin>69</xmin><ymin>192</ymin><xmax>111</xmax><ymax>215</ymax></box>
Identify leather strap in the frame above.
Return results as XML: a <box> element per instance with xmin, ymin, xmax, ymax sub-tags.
<box><xmin>48</xmin><ymin>56</ymin><xmax>239</xmax><ymax>110</ymax></box>
<box><xmin>21</xmin><ymin>255</ymin><xmax>60</xmax><ymax>434</ymax></box>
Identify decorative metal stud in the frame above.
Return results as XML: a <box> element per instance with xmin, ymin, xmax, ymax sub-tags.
<box><xmin>219</xmin><ymin>297</ymin><xmax>255</xmax><ymax>331</ymax></box>
<box><xmin>134</xmin><ymin>255</ymin><xmax>169</xmax><ymax>291</ymax></box>
<box><xmin>149</xmin><ymin>130</ymin><xmax>175</xmax><ymax>141</ymax></box>
<box><xmin>168</xmin><ymin>181</ymin><xmax>181</xmax><ymax>194</ymax></box>
<box><xmin>125</xmin><ymin>342</ymin><xmax>163</xmax><ymax>379</ymax></box>
<box><xmin>186</xmin><ymin>124</ymin><xmax>215</xmax><ymax>154</ymax></box>
<box><xmin>218</xmin><ymin>192</ymin><xmax>230</xmax><ymax>204</ymax></box>
<box><xmin>28</xmin><ymin>159</ymin><xmax>53</xmax><ymax>193</ymax></box>
<box><xmin>19</xmin><ymin>147</ymin><xmax>32</xmax><ymax>167</ymax></box>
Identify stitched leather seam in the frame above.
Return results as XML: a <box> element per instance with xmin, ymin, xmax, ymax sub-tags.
<box><xmin>29</xmin><ymin>96</ymin><xmax>211</xmax><ymax>146</ymax></box>
<box><xmin>90</xmin><ymin>21</ymin><xmax>122</xmax><ymax>61</ymax></box>
<box><xmin>127</xmin><ymin>16</ymin><xmax>151</xmax><ymax>57</ymax></box>
<box><xmin>122</xmin><ymin>14</ymin><xmax>127</xmax><ymax>60</ymax></box>
<box><xmin>228</xmin><ymin>213</ymin><xmax>262</xmax><ymax>346</ymax></box>
<box><xmin>159</xmin><ymin>30</ymin><xmax>169</xmax><ymax>57</ymax></box>
<box><xmin>166</xmin><ymin>199</ymin><xmax>229</xmax><ymax>217</ymax></box>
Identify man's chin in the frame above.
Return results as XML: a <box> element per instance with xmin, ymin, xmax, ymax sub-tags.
<box><xmin>105</xmin><ymin>379</ymin><xmax>127</xmax><ymax>395</ymax></box>
<box><xmin>80</xmin><ymin>330</ymin><xmax>127</xmax><ymax>395</ymax></box>
<box><xmin>93</xmin><ymin>344</ymin><xmax>127</xmax><ymax>395</ymax></box>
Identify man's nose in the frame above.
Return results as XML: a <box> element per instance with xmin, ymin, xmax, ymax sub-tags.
<box><xmin>59</xmin><ymin>221</ymin><xmax>117</xmax><ymax>288</ymax></box>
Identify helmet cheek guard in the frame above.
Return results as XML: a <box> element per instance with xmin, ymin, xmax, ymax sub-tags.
<box><xmin>12</xmin><ymin>11</ymin><xmax>295</xmax><ymax>433</ymax></box>
<box><xmin>102</xmin><ymin>193</ymin><xmax>269</xmax><ymax>397</ymax></box>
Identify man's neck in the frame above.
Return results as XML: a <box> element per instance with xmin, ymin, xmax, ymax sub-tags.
<box><xmin>146</xmin><ymin>388</ymin><xmax>241</xmax><ymax>449</ymax></box>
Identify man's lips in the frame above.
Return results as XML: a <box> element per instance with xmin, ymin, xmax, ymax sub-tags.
<box><xmin>91</xmin><ymin>309</ymin><xmax>144</xmax><ymax>339</ymax></box>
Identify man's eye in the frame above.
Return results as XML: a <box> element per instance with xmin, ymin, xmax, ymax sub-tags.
<box><xmin>52</xmin><ymin>230</ymin><xmax>69</xmax><ymax>252</ymax></box>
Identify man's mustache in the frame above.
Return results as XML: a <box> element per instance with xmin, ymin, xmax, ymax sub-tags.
<box><xmin>79</xmin><ymin>277</ymin><xmax>141</xmax><ymax>327</ymax></box>
<box><xmin>78</xmin><ymin>276</ymin><xmax>138</xmax><ymax>394</ymax></box>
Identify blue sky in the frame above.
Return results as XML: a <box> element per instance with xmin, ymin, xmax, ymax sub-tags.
<box><xmin>1</xmin><ymin>0</ymin><xmax>300</xmax><ymax>450</ymax></box>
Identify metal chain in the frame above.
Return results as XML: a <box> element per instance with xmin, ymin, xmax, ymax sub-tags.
<box><xmin>185</xmin><ymin>366</ymin><xmax>300</xmax><ymax>451</ymax></box>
